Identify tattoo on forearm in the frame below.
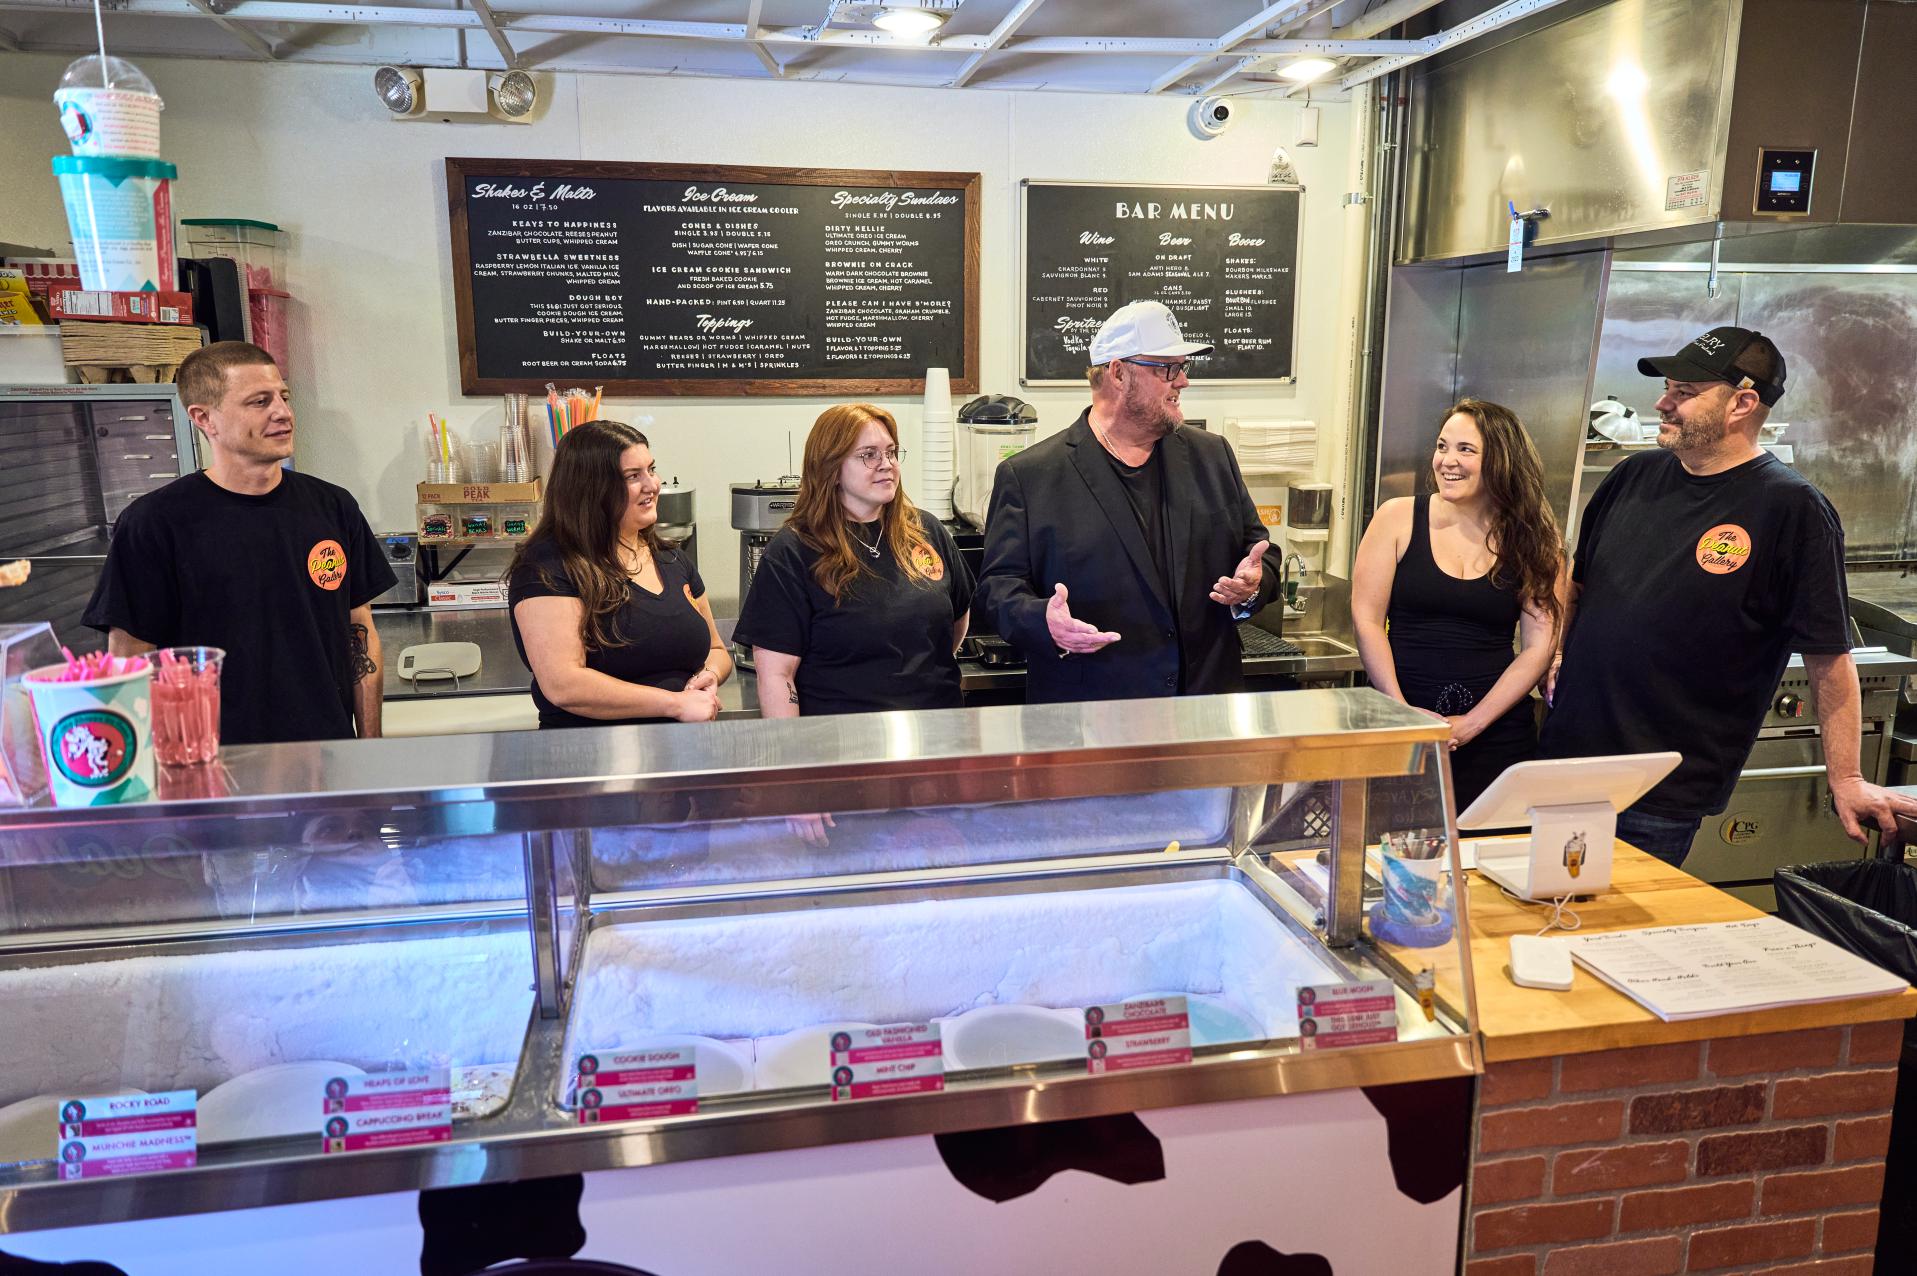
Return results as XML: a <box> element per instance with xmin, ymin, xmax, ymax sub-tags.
<box><xmin>348</xmin><ymin>623</ymin><xmax>377</xmax><ymax>682</ymax></box>
<box><xmin>787</xmin><ymin>685</ymin><xmax>800</xmax><ymax>704</ymax></box>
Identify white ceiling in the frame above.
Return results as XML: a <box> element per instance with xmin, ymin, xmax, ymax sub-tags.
<box><xmin>0</xmin><ymin>0</ymin><xmax>1569</xmax><ymax>96</ymax></box>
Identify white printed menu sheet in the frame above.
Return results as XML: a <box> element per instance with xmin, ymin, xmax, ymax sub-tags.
<box><xmin>1567</xmin><ymin>916</ymin><xmax>1910</xmax><ymax>1022</ymax></box>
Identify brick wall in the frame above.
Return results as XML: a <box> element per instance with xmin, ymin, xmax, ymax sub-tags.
<box><xmin>1465</xmin><ymin>1021</ymin><xmax>1904</xmax><ymax>1275</ymax></box>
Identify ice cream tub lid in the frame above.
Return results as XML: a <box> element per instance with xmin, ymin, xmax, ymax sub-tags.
<box><xmin>51</xmin><ymin>156</ymin><xmax>178</xmax><ymax>181</ymax></box>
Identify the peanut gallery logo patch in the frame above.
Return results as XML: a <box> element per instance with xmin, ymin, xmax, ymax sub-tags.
<box><xmin>1695</xmin><ymin>524</ymin><xmax>1752</xmax><ymax>575</ymax></box>
<box><xmin>307</xmin><ymin>539</ymin><xmax>347</xmax><ymax>590</ymax></box>
<box><xmin>912</xmin><ymin>545</ymin><xmax>945</xmax><ymax>581</ymax></box>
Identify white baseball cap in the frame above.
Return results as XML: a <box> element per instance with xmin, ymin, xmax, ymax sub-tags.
<box><xmin>1087</xmin><ymin>300</ymin><xmax>1214</xmax><ymax>366</ymax></box>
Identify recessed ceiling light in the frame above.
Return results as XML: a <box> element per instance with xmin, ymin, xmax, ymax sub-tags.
<box><xmin>1276</xmin><ymin>58</ymin><xmax>1336</xmax><ymax>84</ymax></box>
<box><xmin>872</xmin><ymin>6</ymin><xmax>947</xmax><ymax>36</ymax></box>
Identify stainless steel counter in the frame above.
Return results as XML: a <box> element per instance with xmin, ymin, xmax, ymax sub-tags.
<box><xmin>0</xmin><ymin>689</ymin><xmax>1469</xmax><ymax>1233</ymax></box>
<box><xmin>1849</xmin><ymin>568</ymin><xmax>1917</xmax><ymax>649</ymax></box>
<box><xmin>376</xmin><ymin>607</ymin><xmax>1363</xmax><ymax>709</ymax></box>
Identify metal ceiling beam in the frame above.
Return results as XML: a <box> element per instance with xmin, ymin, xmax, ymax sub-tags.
<box><xmin>464</xmin><ymin>0</ymin><xmax>517</xmax><ymax>69</ymax></box>
<box><xmin>951</xmin><ymin>0</ymin><xmax>1047</xmax><ymax>88</ymax></box>
<box><xmin>0</xmin><ymin>0</ymin><xmax>1574</xmax><ymax>96</ymax></box>
<box><xmin>0</xmin><ymin>0</ymin><xmax>758</xmax><ymax>39</ymax></box>
<box><xmin>1338</xmin><ymin>0</ymin><xmax>1574</xmax><ymax>88</ymax></box>
<box><xmin>1195</xmin><ymin>0</ymin><xmax>1361</xmax><ymax>91</ymax></box>
<box><xmin>743</xmin><ymin>0</ymin><xmax>782</xmax><ymax>77</ymax></box>
<box><xmin>1148</xmin><ymin>0</ymin><xmax>1313</xmax><ymax>94</ymax></box>
<box><xmin>0</xmin><ymin>4</ymin><xmax>1411</xmax><ymax>57</ymax></box>
<box><xmin>181</xmin><ymin>0</ymin><xmax>278</xmax><ymax>59</ymax></box>
<box><xmin>1334</xmin><ymin>0</ymin><xmax>1447</xmax><ymax>41</ymax></box>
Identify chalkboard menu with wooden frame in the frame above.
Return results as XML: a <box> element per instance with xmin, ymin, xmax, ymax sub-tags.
<box><xmin>447</xmin><ymin>159</ymin><xmax>981</xmax><ymax>397</ymax></box>
<box><xmin>1020</xmin><ymin>180</ymin><xmax>1301</xmax><ymax>385</ymax></box>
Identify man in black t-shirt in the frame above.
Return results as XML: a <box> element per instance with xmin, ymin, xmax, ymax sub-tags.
<box><xmin>84</xmin><ymin>342</ymin><xmax>395</xmax><ymax>745</ymax></box>
<box><xmin>1539</xmin><ymin>327</ymin><xmax>1915</xmax><ymax>865</ymax></box>
<box><xmin>978</xmin><ymin>301</ymin><xmax>1278</xmax><ymax>703</ymax></box>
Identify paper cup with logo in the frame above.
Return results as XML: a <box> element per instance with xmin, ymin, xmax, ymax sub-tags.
<box><xmin>52</xmin><ymin>156</ymin><xmax>178</xmax><ymax>294</ymax></box>
<box><xmin>22</xmin><ymin>660</ymin><xmax>156</xmax><ymax>807</ymax></box>
<box><xmin>55</xmin><ymin>88</ymin><xmax>163</xmax><ymax>158</ymax></box>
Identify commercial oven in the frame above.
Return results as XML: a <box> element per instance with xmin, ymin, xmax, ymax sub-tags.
<box><xmin>1674</xmin><ymin>649</ymin><xmax>1915</xmax><ymax>911</ymax></box>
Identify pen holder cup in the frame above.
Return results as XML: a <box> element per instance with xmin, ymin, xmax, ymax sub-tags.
<box><xmin>1369</xmin><ymin>827</ymin><xmax>1455</xmax><ymax>948</ymax></box>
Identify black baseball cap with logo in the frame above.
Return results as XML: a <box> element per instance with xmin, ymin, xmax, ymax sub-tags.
<box><xmin>1638</xmin><ymin>326</ymin><xmax>1787</xmax><ymax>406</ymax></box>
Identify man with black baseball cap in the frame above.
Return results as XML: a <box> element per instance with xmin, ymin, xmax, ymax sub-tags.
<box><xmin>1538</xmin><ymin>327</ymin><xmax>1914</xmax><ymax>866</ymax></box>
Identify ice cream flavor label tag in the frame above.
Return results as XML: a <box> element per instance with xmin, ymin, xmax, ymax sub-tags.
<box><xmin>1085</xmin><ymin>996</ymin><xmax>1193</xmax><ymax>1074</ymax></box>
<box><xmin>56</xmin><ymin>1089</ymin><xmax>197</xmax><ymax>1179</ymax></box>
<box><xmin>573</xmin><ymin>1048</ymin><xmax>698</xmax><ymax>1124</ymax></box>
<box><xmin>321</xmin><ymin>1068</ymin><xmax>450</xmax><ymax>1153</ymax></box>
<box><xmin>1297</xmin><ymin>980</ymin><xmax>1400</xmax><ymax>1050</ymax></box>
<box><xmin>829</xmin><ymin>1023</ymin><xmax>944</xmax><ymax>1101</ymax></box>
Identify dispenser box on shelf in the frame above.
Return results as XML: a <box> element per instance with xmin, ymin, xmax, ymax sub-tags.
<box><xmin>48</xmin><ymin>288</ymin><xmax>193</xmax><ymax>325</ymax></box>
<box><xmin>418</xmin><ymin>479</ymin><xmax>542</xmax><ymax>505</ymax></box>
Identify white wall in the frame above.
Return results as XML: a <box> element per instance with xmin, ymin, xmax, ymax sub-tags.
<box><xmin>1</xmin><ymin>55</ymin><xmax>1355</xmax><ymax>611</ymax></box>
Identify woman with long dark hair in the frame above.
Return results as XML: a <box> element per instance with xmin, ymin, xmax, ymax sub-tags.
<box><xmin>734</xmin><ymin>403</ymin><xmax>973</xmax><ymax>719</ymax></box>
<box><xmin>1352</xmin><ymin>398</ymin><xmax>1564</xmax><ymax>809</ymax></box>
<box><xmin>508</xmin><ymin>420</ymin><xmax>729</xmax><ymax>728</ymax></box>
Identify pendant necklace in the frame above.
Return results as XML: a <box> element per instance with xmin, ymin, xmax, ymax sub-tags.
<box><xmin>848</xmin><ymin>521</ymin><xmax>883</xmax><ymax>559</ymax></box>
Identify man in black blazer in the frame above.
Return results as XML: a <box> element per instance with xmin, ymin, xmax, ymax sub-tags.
<box><xmin>978</xmin><ymin>301</ymin><xmax>1279</xmax><ymax>704</ymax></box>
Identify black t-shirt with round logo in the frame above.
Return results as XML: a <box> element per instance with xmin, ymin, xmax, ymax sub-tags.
<box><xmin>84</xmin><ymin>470</ymin><xmax>396</xmax><ymax>746</ymax></box>
<box><xmin>1538</xmin><ymin>449</ymin><xmax>1850</xmax><ymax>816</ymax></box>
<box><xmin>734</xmin><ymin>509</ymin><xmax>975</xmax><ymax>716</ymax></box>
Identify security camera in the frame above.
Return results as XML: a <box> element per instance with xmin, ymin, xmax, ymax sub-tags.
<box><xmin>1188</xmin><ymin>95</ymin><xmax>1233</xmax><ymax>140</ymax></box>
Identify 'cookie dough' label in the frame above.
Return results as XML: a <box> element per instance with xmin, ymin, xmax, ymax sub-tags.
<box><xmin>573</xmin><ymin>1048</ymin><xmax>698</xmax><ymax>1124</ymax></box>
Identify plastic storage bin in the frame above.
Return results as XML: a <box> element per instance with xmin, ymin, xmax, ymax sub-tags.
<box><xmin>180</xmin><ymin>218</ymin><xmax>283</xmax><ymax>290</ymax></box>
<box><xmin>247</xmin><ymin>287</ymin><xmax>290</xmax><ymax>367</ymax></box>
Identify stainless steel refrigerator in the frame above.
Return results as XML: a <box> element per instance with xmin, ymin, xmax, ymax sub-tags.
<box><xmin>0</xmin><ymin>385</ymin><xmax>196</xmax><ymax>655</ymax></box>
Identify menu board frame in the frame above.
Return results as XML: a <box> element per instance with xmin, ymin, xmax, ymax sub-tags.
<box><xmin>447</xmin><ymin>158</ymin><xmax>982</xmax><ymax>397</ymax></box>
<box><xmin>1019</xmin><ymin>179</ymin><xmax>1303</xmax><ymax>387</ymax></box>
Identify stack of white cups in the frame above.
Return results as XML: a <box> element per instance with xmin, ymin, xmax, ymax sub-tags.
<box><xmin>919</xmin><ymin>367</ymin><xmax>955</xmax><ymax>518</ymax></box>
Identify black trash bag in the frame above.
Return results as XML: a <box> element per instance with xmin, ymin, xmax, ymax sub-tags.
<box><xmin>1775</xmin><ymin>857</ymin><xmax>1917</xmax><ymax>1276</ymax></box>
<box><xmin>1774</xmin><ymin>859</ymin><xmax>1917</xmax><ymax>982</ymax></box>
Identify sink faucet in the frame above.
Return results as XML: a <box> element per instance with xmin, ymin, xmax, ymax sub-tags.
<box><xmin>1281</xmin><ymin>551</ymin><xmax>1310</xmax><ymax>616</ymax></box>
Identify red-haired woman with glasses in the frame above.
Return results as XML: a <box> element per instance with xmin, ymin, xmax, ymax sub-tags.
<box><xmin>735</xmin><ymin>403</ymin><xmax>974</xmax><ymax>721</ymax></box>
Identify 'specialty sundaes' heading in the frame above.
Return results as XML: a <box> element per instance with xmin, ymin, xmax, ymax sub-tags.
<box><xmin>832</xmin><ymin>190</ymin><xmax>960</xmax><ymax>211</ymax></box>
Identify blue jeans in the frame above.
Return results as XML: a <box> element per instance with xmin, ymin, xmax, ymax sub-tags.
<box><xmin>1616</xmin><ymin>806</ymin><xmax>1704</xmax><ymax>869</ymax></box>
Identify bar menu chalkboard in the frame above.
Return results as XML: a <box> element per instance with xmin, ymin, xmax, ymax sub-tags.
<box><xmin>448</xmin><ymin>160</ymin><xmax>980</xmax><ymax>396</ymax></box>
<box><xmin>1021</xmin><ymin>180</ymin><xmax>1301</xmax><ymax>384</ymax></box>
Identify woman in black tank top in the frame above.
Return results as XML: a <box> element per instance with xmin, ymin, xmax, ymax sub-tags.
<box><xmin>1352</xmin><ymin>399</ymin><xmax>1565</xmax><ymax>811</ymax></box>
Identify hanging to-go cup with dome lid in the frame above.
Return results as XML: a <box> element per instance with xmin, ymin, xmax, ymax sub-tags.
<box><xmin>54</xmin><ymin>54</ymin><xmax>163</xmax><ymax>158</ymax></box>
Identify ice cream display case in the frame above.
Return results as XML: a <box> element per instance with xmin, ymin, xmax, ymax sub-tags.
<box><xmin>0</xmin><ymin>688</ymin><xmax>1478</xmax><ymax>1232</ymax></box>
